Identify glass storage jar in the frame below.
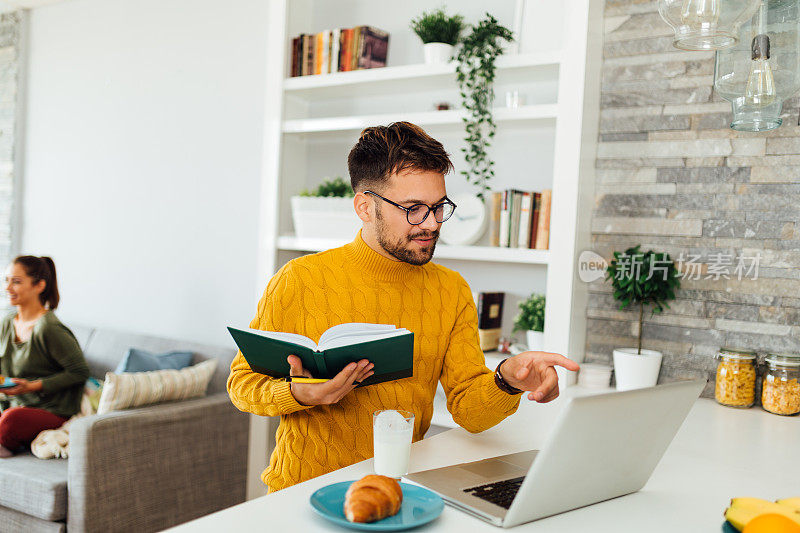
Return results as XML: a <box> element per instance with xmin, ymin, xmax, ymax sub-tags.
<box><xmin>714</xmin><ymin>348</ymin><xmax>757</xmax><ymax>408</ymax></box>
<box><xmin>761</xmin><ymin>354</ymin><xmax>800</xmax><ymax>416</ymax></box>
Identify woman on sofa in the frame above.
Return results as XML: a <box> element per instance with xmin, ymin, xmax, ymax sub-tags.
<box><xmin>0</xmin><ymin>255</ymin><xmax>89</xmax><ymax>457</ymax></box>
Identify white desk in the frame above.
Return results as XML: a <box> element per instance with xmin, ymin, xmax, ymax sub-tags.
<box><xmin>167</xmin><ymin>389</ymin><xmax>799</xmax><ymax>532</ymax></box>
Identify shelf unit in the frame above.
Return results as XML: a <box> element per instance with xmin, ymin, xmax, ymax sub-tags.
<box><xmin>282</xmin><ymin>103</ymin><xmax>558</xmax><ymax>134</ymax></box>
<box><xmin>276</xmin><ymin>236</ymin><xmax>551</xmax><ymax>265</ymax></box>
<box><xmin>248</xmin><ymin>0</ymin><xmax>603</xmax><ymax>498</ymax></box>
<box><xmin>282</xmin><ymin>51</ymin><xmax>561</xmax><ymax>98</ymax></box>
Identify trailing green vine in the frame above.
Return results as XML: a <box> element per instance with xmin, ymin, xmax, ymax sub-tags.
<box><xmin>455</xmin><ymin>14</ymin><xmax>514</xmax><ymax>201</ymax></box>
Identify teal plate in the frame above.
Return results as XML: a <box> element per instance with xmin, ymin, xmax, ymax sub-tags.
<box><xmin>722</xmin><ymin>521</ymin><xmax>738</xmax><ymax>533</ymax></box>
<box><xmin>310</xmin><ymin>481</ymin><xmax>444</xmax><ymax>531</ymax></box>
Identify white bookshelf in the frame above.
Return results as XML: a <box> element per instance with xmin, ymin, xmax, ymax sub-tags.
<box><xmin>283</xmin><ymin>51</ymin><xmax>561</xmax><ymax>99</ymax></box>
<box><xmin>276</xmin><ymin>236</ymin><xmax>551</xmax><ymax>265</ymax></box>
<box><xmin>282</xmin><ymin>104</ymin><xmax>558</xmax><ymax>134</ymax></box>
<box><xmin>249</xmin><ymin>0</ymin><xmax>603</xmax><ymax>498</ymax></box>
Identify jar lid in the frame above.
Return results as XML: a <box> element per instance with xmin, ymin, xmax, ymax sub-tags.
<box><xmin>765</xmin><ymin>353</ymin><xmax>800</xmax><ymax>367</ymax></box>
<box><xmin>716</xmin><ymin>348</ymin><xmax>757</xmax><ymax>360</ymax></box>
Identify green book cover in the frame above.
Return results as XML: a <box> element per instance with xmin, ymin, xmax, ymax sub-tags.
<box><xmin>227</xmin><ymin>323</ymin><xmax>414</xmax><ymax>387</ymax></box>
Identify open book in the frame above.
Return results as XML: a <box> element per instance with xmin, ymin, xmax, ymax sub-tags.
<box><xmin>227</xmin><ymin>323</ymin><xmax>414</xmax><ymax>387</ymax></box>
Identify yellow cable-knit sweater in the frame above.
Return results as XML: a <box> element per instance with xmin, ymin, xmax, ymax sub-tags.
<box><xmin>227</xmin><ymin>230</ymin><xmax>521</xmax><ymax>492</ymax></box>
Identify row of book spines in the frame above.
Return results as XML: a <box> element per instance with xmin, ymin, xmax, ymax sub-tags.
<box><xmin>290</xmin><ymin>26</ymin><xmax>388</xmax><ymax>77</ymax></box>
<box><xmin>489</xmin><ymin>189</ymin><xmax>552</xmax><ymax>250</ymax></box>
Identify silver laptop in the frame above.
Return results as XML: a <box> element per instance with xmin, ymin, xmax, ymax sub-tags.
<box><xmin>406</xmin><ymin>379</ymin><xmax>706</xmax><ymax>528</ymax></box>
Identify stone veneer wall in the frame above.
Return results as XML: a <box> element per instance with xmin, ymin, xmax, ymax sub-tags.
<box><xmin>0</xmin><ymin>12</ymin><xmax>20</xmax><ymax>287</ymax></box>
<box><xmin>586</xmin><ymin>0</ymin><xmax>800</xmax><ymax>398</ymax></box>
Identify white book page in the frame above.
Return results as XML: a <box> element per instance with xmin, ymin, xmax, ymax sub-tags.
<box><xmin>245</xmin><ymin>328</ymin><xmax>318</xmax><ymax>351</ymax></box>
<box><xmin>319</xmin><ymin>328</ymin><xmax>411</xmax><ymax>351</ymax></box>
<box><xmin>317</xmin><ymin>323</ymin><xmax>397</xmax><ymax>346</ymax></box>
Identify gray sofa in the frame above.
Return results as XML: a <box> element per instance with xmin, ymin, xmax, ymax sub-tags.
<box><xmin>0</xmin><ymin>325</ymin><xmax>249</xmax><ymax>533</ymax></box>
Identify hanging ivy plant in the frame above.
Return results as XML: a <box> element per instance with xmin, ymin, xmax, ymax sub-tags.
<box><xmin>455</xmin><ymin>13</ymin><xmax>514</xmax><ymax>201</ymax></box>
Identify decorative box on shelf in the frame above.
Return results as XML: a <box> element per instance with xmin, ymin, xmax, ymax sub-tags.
<box><xmin>290</xmin><ymin>196</ymin><xmax>360</xmax><ymax>240</ymax></box>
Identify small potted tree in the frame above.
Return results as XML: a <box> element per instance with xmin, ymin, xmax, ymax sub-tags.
<box><xmin>290</xmin><ymin>176</ymin><xmax>360</xmax><ymax>240</ymax></box>
<box><xmin>410</xmin><ymin>7</ymin><xmax>465</xmax><ymax>64</ymax></box>
<box><xmin>513</xmin><ymin>293</ymin><xmax>545</xmax><ymax>351</ymax></box>
<box><xmin>605</xmin><ymin>245</ymin><xmax>681</xmax><ymax>391</ymax></box>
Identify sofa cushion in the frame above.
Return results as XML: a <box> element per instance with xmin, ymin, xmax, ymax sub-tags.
<box><xmin>97</xmin><ymin>359</ymin><xmax>217</xmax><ymax>415</ymax></box>
<box><xmin>114</xmin><ymin>348</ymin><xmax>193</xmax><ymax>373</ymax></box>
<box><xmin>80</xmin><ymin>328</ymin><xmax>235</xmax><ymax>395</ymax></box>
<box><xmin>0</xmin><ymin>503</ymin><xmax>65</xmax><ymax>533</ymax></box>
<box><xmin>0</xmin><ymin>452</ymin><xmax>67</xmax><ymax>521</ymax></box>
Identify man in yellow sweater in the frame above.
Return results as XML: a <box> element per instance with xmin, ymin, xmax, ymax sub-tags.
<box><xmin>228</xmin><ymin>121</ymin><xmax>580</xmax><ymax>492</ymax></box>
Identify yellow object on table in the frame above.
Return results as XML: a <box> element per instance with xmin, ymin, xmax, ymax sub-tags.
<box><xmin>724</xmin><ymin>497</ymin><xmax>800</xmax><ymax>532</ymax></box>
<box><xmin>714</xmin><ymin>348</ymin><xmax>757</xmax><ymax>408</ymax></box>
<box><xmin>743</xmin><ymin>514</ymin><xmax>800</xmax><ymax>533</ymax></box>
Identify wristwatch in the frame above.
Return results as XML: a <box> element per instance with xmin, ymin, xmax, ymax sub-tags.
<box><xmin>494</xmin><ymin>358</ymin><xmax>523</xmax><ymax>395</ymax></box>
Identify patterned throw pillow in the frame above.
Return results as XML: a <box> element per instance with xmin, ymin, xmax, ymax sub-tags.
<box><xmin>96</xmin><ymin>359</ymin><xmax>217</xmax><ymax>415</ymax></box>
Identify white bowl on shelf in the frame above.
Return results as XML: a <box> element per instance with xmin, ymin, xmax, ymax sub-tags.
<box><xmin>290</xmin><ymin>196</ymin><xmax>360</xmax><ymax>240</ymax></box>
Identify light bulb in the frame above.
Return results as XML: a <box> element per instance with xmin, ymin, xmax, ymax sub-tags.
<box><xmin>680</xmin><ymin>0</ymin><xmax>721</xmax><ymax>27</ymax></box>
<box><xmin>745</xmin><ymin>59</ymin><xmax>776</xmax><ymax>106</ymax></box>
<box><xmin>744</xmin><ymin>34</ymin><xmax>776</xmax><ymax>107</ymax></box>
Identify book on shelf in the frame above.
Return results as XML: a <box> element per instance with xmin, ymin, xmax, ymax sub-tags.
<box><xmin>489</xmin><ymin>188</ymin><xmax>551</xmax><ymax>250</ymax></box>
<box><xmin>498</xmin><ymin>190</ymin><xmax>511</xmax><ymax>248</ymax></box>
<box><xmin>358</xmin><ymin>26</ymin><xmax>389</xmax><ymax>69</ymax></box>
<box><xmin>508</xmin><ymin>190</ymin><xmax>523</xmax><ymax>249</ymax></box>
<box><xmin>529</xmin><ymin>192</ymin><xmax>541</xmax><ymax>249</ymax></box>
<box><xmin>517</xmin><ymin>192</ymin><xmax>533</xmax><ymax>248</ymax></box>
<box><xmin>489</xmin><ymin>191</ymin><xmax>502</xmax><ymax>247</ymax></box>
<box><xmin>474</xmin><ymin>292</ymin><xmax>505</xmax><ymax>352</ymax></box>
<box><xmin>331</xmin><ymin>28</ymin><xmax>340</xmax><ymax>74</ymax></box>
<box><xmin>290</xmin><ymin>26</ymin><xmax>389</xmax><ymax>77</ymax></box>
<box><xmin>534</xmin><ymin>189</ymin><xmax>552</xmax><ymax>250</ymax></box>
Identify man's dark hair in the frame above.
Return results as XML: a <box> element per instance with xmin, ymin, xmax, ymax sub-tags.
<box><xmin>347</xmin><ymin>121</ymin><xmax>454</xmax><ymax>193</ymax></box>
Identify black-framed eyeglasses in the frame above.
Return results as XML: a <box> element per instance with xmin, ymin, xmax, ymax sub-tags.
<box><xmin>364</xmin><ymin>190</ymin><xmax>457</xmax><ymax>225</ymax></box>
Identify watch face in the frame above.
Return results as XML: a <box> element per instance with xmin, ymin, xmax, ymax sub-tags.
<box><xmin>439</xmin><ymin>193</ymin><xmax>487</xmax><ymax>246</ymax></box>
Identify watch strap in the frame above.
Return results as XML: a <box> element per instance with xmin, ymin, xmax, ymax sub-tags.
<box><xmin>494</xmin><ymin>358</ymin><xmax>523</xmax><ymax>395</ymax></box>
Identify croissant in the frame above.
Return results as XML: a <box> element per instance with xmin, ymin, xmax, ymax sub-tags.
<box><xmin>344</xmin><ymin>474</ymin><xmax>403</xmax><ymax>523</ymax></box>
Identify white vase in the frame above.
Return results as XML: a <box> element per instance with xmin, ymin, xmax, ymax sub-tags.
<box><xmin>525</xmin><ymin>330</ymin><xmax>544</xmax><ymax>352</ymax></box>
<box><xmin>290</xmin><ymin>196</ymin><xmax>361</xmax><ymax>240</ymax></box>
<box><xmin>612</xmin><ymin>348</ymin><xmax>663</xmax><ymax>391</ymax></box>
<box><xmin>423</xmin><ymin>42</ymin><xmax>454</xmax><ymax>64</ymax></box>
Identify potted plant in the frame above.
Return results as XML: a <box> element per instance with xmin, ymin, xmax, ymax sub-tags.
<box><xmin>455</xmin><ymin>14</ymin><xmax>514</xmax><ymax>200</ymax></box>
<box><xmin>605</xmin><ymin>245</ymin><xmax>681</xmax><ymax>391</ymax></box>
<box><xmin>290</xmin><ymin>176</ymin><xmax>360</xmax><ymax>240</ymax></box>
<box><xmin>410</xmin><ymin>7</ymin><xmax>465</xmax><ymax>64</ymax></box>
<box><xmin>513</xmin><ymin>293</ymin><xmax>545</xmax><ymax>351</ymax></box>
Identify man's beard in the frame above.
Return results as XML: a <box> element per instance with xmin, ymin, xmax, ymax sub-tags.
<box><xmin>375</xmin><ymin>207</ymin><xmax>438</xmax><ymax>266</ymax></box>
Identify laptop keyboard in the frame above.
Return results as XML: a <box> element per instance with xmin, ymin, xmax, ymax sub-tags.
<box><xmin>462</xmin><ymin>476</ymin><xmax>525</xmax><ymax>509</ymax></box>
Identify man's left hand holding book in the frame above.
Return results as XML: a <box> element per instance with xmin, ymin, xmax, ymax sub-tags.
<box><xmin>287</xmin><ymin>354</ymin><xmax>374</xmax><ymax>406</ymax></box>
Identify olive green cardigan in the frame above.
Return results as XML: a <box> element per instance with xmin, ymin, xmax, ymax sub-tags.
<box><xmin>0</xmin><ymin>311</ymin><xmax>90</xmax><ymax>418</ymax></box>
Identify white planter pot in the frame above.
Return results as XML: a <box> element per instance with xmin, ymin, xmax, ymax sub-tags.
<box><xmin>423</xmin><ymin>42</ymin><xmax>454</xmax><ymax>64</ymax></box>
<box><xmin>290</xmin><ymin>196</ymin><xmax>361</xmax><ymax>240</ymax></box>
<box><xmin>525</xmin><ymin>330</ymin><xmax>544</xmax><ymax>352</ymax></box>
<box><xmin>612</xmin><ymin>348</ymin><xmax>663</xmax><ymax>391</ymax></box>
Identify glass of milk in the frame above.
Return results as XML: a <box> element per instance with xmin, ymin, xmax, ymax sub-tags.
<box><xmin>372</xmin><ymin>409</ymin><xmax>414</xmax><ymax>479</ymax></box>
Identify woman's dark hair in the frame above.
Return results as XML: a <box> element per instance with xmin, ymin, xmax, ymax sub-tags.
<box><xmin>13</xmin><ymin>255</ymin><xmax>59</xmax><ymax>309</ymax></box>
<box><xmin>347</xmin><ymin>121</ymin><xmax>454</xmax><ymax>193</ymax></box>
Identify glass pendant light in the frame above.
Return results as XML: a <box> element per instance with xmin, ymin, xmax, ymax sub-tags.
<box><xmin>659</xmin><ymin>0</ymin><xmax>762</xmax><ymax>50</ymax></box>
<box><xmin>714</xmin><ymin>0</ymin><xmax>800</xmax><ymax>132</ymax></box>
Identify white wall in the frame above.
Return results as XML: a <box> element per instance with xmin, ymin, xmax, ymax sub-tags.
<box><xmin>22</xmin><ymin>0</ymin><xmax>269</xmax><ymax>346</ymax></box>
